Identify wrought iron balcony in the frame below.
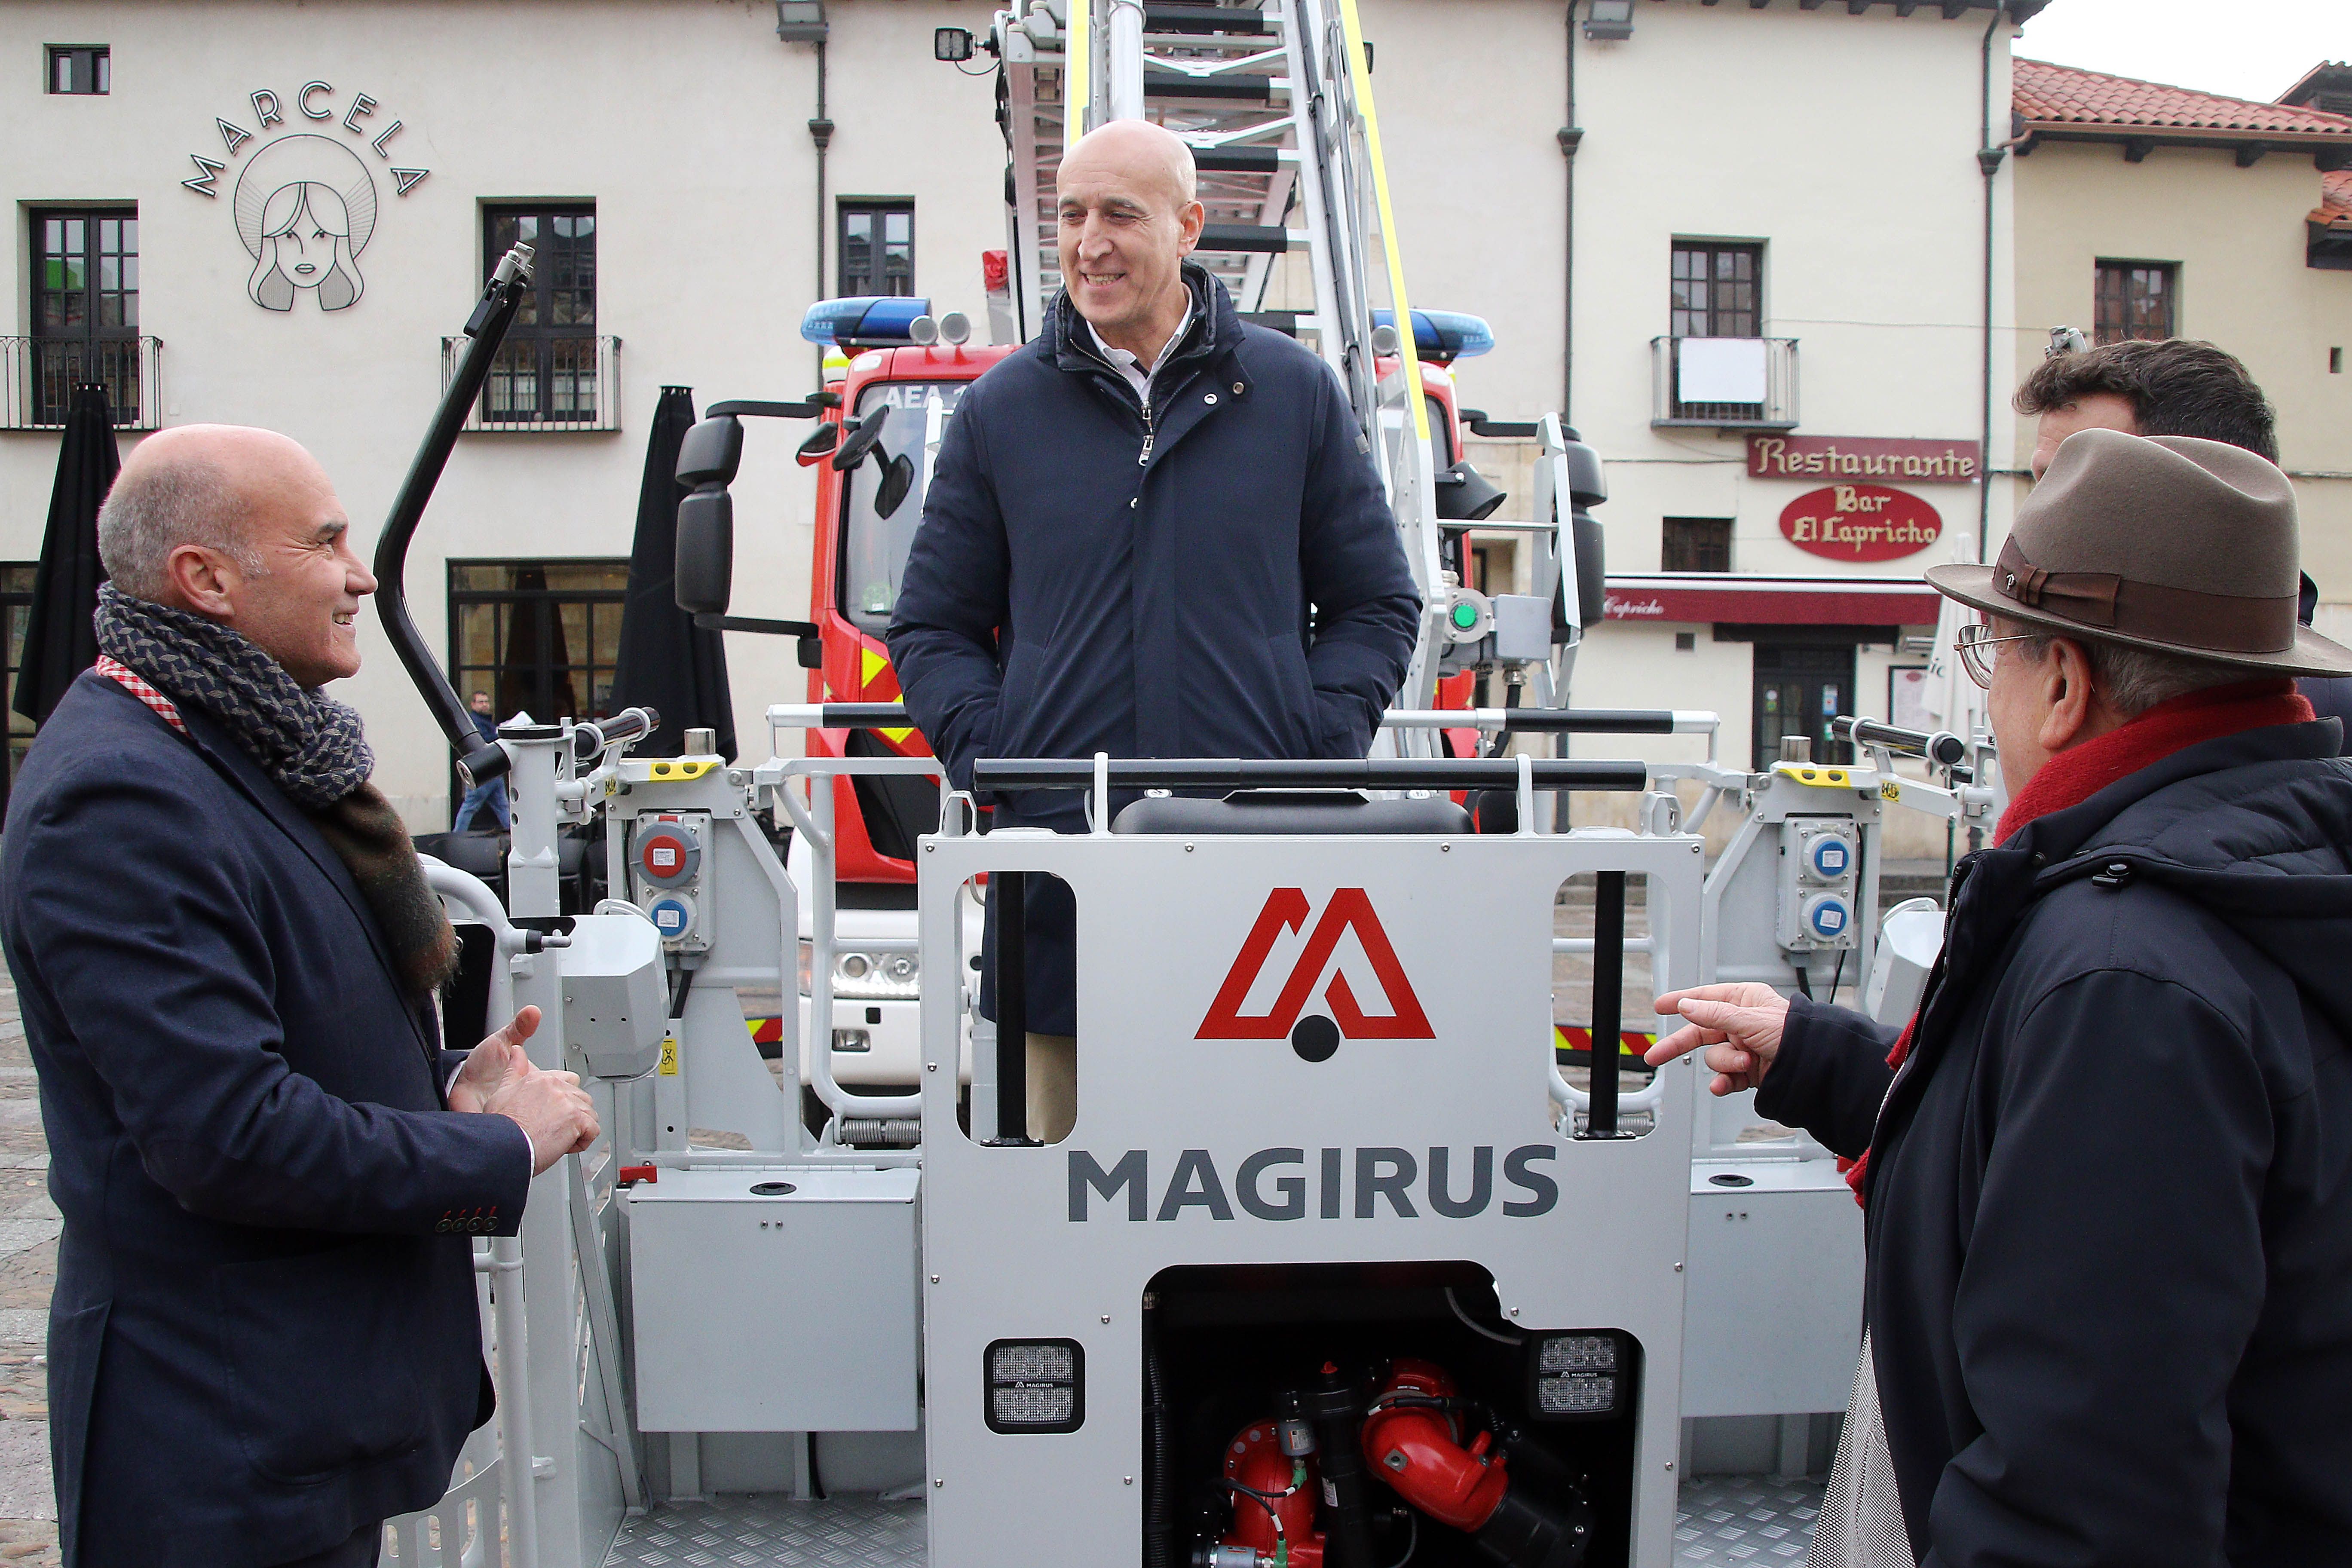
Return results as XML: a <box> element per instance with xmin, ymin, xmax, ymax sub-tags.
<box><xmin>441</xmin><ymin>333</ymin><xmax>621</xmax><ymax>432</ymax></box>
<box><xmin>1650</xmin><ymin>335</ymin><xmax>1798</xmax><ymax>430</ymax></box>
<box><xmin>2</xmin><ymin>336</ymin><xmax>162</xmax><ymax>430</ymax></box>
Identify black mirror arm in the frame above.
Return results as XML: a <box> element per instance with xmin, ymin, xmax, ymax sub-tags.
<box><xmin>374</xmin><ymin>243</ymin><xmax>535</xmax><ymax>781</ymax></box>
<box><xmin>707</xmin><ymin>399</ymin><xmax>825</xmax><ymax>420</ymax></box>
<box><xmin>693</xmin><ymin>613</ymin><xmax>821</xmax><ymax>637</ymax></box>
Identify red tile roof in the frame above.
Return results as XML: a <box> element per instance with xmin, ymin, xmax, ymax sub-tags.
<box><xmin>2318</xmin><ymin>169</ymin><xmax>2352</xmax><ymax>231</ymax></box>
<box><xmin>2015</xmin><ymin>58</ymin><xmax>2352</xmax><ymax>139</ymax></box>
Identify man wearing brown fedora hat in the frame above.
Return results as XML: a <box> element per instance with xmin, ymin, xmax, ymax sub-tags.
<box><xmin>1648</xmin><ymin>428</ymin><xmax>2352</xmax><ymax>1566</ymax></box>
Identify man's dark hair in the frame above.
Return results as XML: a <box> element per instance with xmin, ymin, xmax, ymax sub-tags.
<box><xmin>2014</xmin><ymin>338</ymin><xmax>2278</xmax><ymax>464</ymax></box>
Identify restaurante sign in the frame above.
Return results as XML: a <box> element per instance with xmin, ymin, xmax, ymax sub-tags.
<box><xmin>1780</xmin><ymin>484</ymin><xmax>1942</xmax><ymax>562</ymax></box>
<box><xmin>1749</xmin><ymin>435</ymin><xmax>1979</xmax><ymax>484</ymax></box>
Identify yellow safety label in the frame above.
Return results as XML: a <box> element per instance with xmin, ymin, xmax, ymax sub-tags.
<box><xmin>633</xmin><ymin>758</ymin><xmax>719</xmax><ymax>782</ymax></box>
<box><xmin>658</xmin><ymin>1037</ymin><xmax>680</xmax><ymax>1076</ymax></box>
<box><xmin>1880</xmin><ymin>780</ymin><xmax>1902</xmax><ymax>802</ymax></box>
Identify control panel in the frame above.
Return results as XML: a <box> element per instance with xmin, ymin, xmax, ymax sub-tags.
<box><xmin>630</xmin><ymin>812</ymin><xmax>714</xmax><ymax>952</ymax></box>
<box><xmin>1775</xmin><ymin>817</ymin><xmax>1858</xmax><ymax>955</ymax></box>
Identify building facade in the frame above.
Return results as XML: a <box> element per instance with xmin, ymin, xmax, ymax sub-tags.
<box><xmin>46</xmin><ymin>1</ymin><xmax>2326</xmax><ymax>861</ymax></box>
<box><xmin>2006</xmin><ymin>58</ymin><xmax>2352</xmax><ymax>640</ymax></box>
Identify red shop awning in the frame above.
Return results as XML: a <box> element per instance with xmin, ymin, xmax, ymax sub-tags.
<box><xmin>1600</xmin><ymin>575</ymin><xmax>1942</xmax><ymax>627</ymax></box>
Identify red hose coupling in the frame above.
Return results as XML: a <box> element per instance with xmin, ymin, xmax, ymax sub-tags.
<box><xmin>1360</xmin><ymin>1404</ymin><xmax>1510</xmax><ymax>1532</ymax></box>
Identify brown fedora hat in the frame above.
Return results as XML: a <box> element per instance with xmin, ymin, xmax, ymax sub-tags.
<box><xmin>1926</xmin><ymin>428</ymin><xmax>2352</xmax><ymax>677</ymax></box>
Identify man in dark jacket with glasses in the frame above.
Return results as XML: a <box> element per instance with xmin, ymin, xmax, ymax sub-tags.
<box><xmin>1651</xmin><ymin>430</ymin><xmax>2352</xmax><ymax>1567</ymax></box>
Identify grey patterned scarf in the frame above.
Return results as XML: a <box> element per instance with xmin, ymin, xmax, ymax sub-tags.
<box><xmin>93</xmin><ymin>585</ymin><xmax>458</xmax><ymax>999</ymax></box>
<box><xmin>95</xmin><ymin>584</ymin><xmax>370</xmax><ymax>807</ymax></box>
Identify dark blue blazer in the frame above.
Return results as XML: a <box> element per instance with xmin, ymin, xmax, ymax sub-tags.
<box><xmin>0</xmin><ymin>672</ymin><xmax>531</xmax><ymax>1566</ymax></box>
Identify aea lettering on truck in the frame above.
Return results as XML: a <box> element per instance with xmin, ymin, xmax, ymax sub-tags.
<box><xmin>1066</xmin><ymin>1145</ymin><xmax>1559</xmax><ymax>1222</ymax></box>
<box><xmin>1197</xmin><ymin>889</ymin><xmax>1433</xmax><ymax>1041</ymax></box>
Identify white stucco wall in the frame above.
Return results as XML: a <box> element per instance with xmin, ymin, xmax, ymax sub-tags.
<box><xmin>2010</xmin><ymin>138</ymin><xmax>2352</xmax><ymax>601</ymax></box>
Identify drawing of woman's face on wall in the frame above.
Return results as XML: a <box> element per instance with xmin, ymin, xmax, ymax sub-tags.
<box><xmin>232</xmin><ymin>135</ymin><xmax>378</xmax><ymax>313</ymax></box>
<box><xmin>253</xmin><ymin>181</ymin><xmax>361</xmax><ymax>310</ymax></box>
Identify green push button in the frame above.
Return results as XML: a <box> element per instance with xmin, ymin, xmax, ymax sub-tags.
<box><xmin>1452</xmin><ymin>603</ymin><xmax>1479</xmax><ymax>630</ymax></box>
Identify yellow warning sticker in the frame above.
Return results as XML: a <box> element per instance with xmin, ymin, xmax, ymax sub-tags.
<box><xmin>1880</xmin><ymin>780</ymin><xmax>1902</xmax><ymax>802</ymax></box>
<box><xmin>658</xmin><ymin>1037</ymin><xmax>680</xmax><ymax>1076</ymax></box>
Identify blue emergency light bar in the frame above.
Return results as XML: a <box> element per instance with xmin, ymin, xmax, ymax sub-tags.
<box><xmin>800</xmin><ymin>296</ymin><xmax>936</xmax><ymax>347</ymax></box>
<box><xmin>1371</xmin><ymin>309</ymin><xmax>1495</xmax><ymax>363</ymax></box>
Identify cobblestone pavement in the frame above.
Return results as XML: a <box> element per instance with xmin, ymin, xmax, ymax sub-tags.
<box><xmin>0</xmin><ymin>979</ymin><xmax>59</xmax><ymax>1566</ymax></box>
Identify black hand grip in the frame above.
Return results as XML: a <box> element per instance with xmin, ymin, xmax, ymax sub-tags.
<box><xmin>1831</xmin><ymin>715</ymin><xmax>1966</xmax><ymax>768</ymax></box>
<box><xmin>1500</xmin><ymin>708</ymin><xmax>1680</xmax><ymax>735</ymax></box>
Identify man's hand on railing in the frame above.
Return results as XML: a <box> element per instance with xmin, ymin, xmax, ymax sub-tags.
<box><xmin>1647</xmin><ymin>983</ymin><xmax>1790</xmax><ymax>1097</ymax></box>
<box><xmin>450</xmin><ymin>1004</ymin><xmax>603</xmax><ymax>1174</ymax></box>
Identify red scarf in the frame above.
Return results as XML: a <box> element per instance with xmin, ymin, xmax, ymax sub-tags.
<box><xmin>1841</xmin><ymin>679</ymin><xmax>2313</xmax><ymax>1201</ymax></box>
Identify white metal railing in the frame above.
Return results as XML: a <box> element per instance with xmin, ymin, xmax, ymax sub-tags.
<box><xmin>440</xmin><ymin>334</ymin><xmax>620</xmax><ymax>432</ymax></box>
<box><xmin>1</xmin><ymin>335</ymin><xmax>161</xmax><ymax>430</ymax></box>
<box><xmin>1649</xmin><ymin>335</ymin><xmax>1798</xmax><ymax>430</ymax></box>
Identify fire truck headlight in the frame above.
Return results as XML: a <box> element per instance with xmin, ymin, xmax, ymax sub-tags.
<box><xmin>797</xmin><ymin>941</ymin><xmax>920</xmax><ymax>999</ymax></box>
<box><xmin>985</xmin><ymin>1339</ymin><xmax>1084</xmax><ymax>1433</ymax></box>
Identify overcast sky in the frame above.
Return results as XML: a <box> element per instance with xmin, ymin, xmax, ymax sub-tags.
<box><xmin>2013</xmin><ymin>0</ymin><xmax>2346</xmax><ymax>104</ymax></box>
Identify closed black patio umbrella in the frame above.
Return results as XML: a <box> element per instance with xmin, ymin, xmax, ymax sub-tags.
<box><xmin>612</xmin><ymin>385</ymin><xmax>735</xmax><ymax>759</ymax></box>
<box><xmin>14</xmin><ymin>383</ymin><xmax>119</xmax><ymax>728</ymax></box>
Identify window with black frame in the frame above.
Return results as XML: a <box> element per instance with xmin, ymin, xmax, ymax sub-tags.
<box><xmin>1670</xmin><ymin>242</ymin><xmax>1760</xmax><ymax>340</ymax></box>
<box><xmin>1</xmin><ymin>564</ymin><xmax>39</xmax><ymax>818</ymax></box>
<box><xmin>481</xmin><ymin>206</ymin><xmax>597</xmax><ymax>423</ymax></box>
<box><xmin>2094</xmin><ymin>260</ymin><xmax>2176</xmax><ymax>345</ymax></box>
<box><xmin>29</xmin><ymin>208</ymin><xmax>139</xmax><ymax>425</ymax></box>
<box><xmin>839</xmin><ymin>201</ymin><xmax>914</xmax><ymax>297</ymax></box>
<box><xmin>448</xmin><ymin>558</ymin><xmax>629</xmax><ymax>730</ymax></box>
<box><xmin>1662</xmin><ymin>517</ymin><xmax>1733</xmax><ymax>574</ymax></box>
<box><xmin>46</xmin><ymin>46</ymin><xmax>108</xmax><ymax>94</ymax></box>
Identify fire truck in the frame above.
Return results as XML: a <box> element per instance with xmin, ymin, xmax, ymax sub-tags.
<box><xmin>359</xmin><ymin>2</ymin><xmax>2000</xmax><ymax>1564</ymax></box>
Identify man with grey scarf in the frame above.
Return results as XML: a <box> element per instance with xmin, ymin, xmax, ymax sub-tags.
<box><xmin>0</xmin><ymin>425</ymin><xmax>598</xmax><ymax>1568</ymax></box>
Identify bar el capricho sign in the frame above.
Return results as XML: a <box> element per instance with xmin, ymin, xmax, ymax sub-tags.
<box><xmin>1749</xmin><ymin>434</ymin><xmax>1980</xmax><ymax>484</ymax></box>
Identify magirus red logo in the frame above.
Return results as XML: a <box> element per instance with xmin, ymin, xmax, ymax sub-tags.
<box><xmin>1197</xmin><ymin>889</ymin><xmax>1433</xmax><ymax>1058</ymax></box>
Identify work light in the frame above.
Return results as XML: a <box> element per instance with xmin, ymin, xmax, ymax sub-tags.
<box><xmin>985</xmin><ymin>1339</ymin><xmax>1085</xmax><ymax>1433</ymax></box>
<box><xmin>1528</xmin><ymin>1331</ymin><xmax>1630</xmax><ymax>1420</ymax></box>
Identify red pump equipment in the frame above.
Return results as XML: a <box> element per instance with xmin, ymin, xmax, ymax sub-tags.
<box><xmin>1202</xmin><ymin>1360</ymin><xmax>1591</xmax><ymax>1568</ymax></box>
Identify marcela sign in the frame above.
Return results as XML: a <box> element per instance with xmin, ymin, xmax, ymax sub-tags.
<box><xmin>179</xmin><ymin>81</ymin><xmax>431</xmax><ymax>314</ymax></box>
<box><xmin>1750</xmin><ymin>435</ymin><xmax>1980</xmax><ymax>484</ymax></box>
<box><xmin>1780</xmin><ymin>484</ymin><xmax>1942</xmax><ymax>562</ymax></box>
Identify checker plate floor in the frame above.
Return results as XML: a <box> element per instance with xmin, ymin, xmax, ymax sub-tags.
<box><xmin>600</xmin><ymin>1476</ymin><xmax>1822</xmax><ymax>1565</ymax></box>
<box><xmin>1673</xmin><ymin>1474</ymin><xmax>1825</xmax><ymax>1565</ymax></box>
<box><xmin>603</xmin><ymin>1496</ymin><xmax>928</xmax><ymax>1568</ymax></box>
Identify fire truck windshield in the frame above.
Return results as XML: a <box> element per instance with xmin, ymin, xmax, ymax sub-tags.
<box><xmin>839</xmin><ymin>380</ymin><xmax>970</xmax><ymax>634</ymax></box>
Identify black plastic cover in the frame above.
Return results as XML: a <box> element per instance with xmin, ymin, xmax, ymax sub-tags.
<box><xmin>1112</xmin><ymin>790</ymin><xmax>1472</xmax><ymax>837</ymax></box>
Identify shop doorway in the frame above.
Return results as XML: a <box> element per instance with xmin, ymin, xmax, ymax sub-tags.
<box><xmin>1752</xmin><ymin>640</ymin><xmax>1856</xmax><ymax>770</ymax></box>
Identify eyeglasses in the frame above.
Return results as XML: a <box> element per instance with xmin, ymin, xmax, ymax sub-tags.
<box><xmin>1954</xmin><ymin>621</ymin><xmax>2038</xmax><ymax>688</ymax></box>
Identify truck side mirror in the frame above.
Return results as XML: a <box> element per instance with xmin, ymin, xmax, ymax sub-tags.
<box><xmin>796</xmin><ymin>423</ymin><xmax>841</xmax><ymax>466</ymax></box>
<box><xmin>831</xmin><ymin>406</ymin><xmax>890</xmax><ymax>472</ymax></box>
<box><xmin>874</xmin><ymin>451</ymin><xmax>917</xmax><ymax>519</ymax></box>
<box><xmin>674</xmin><ymin>415</ymin><xmax>744</xmax><ymax>616</ymax></box>
<box><xmin>1556</xmin><ymin>508</ymin><xmax>1606</xmax><ymax>640</ymax></box>
<box><xmin>1435</xmin><ymin>459</ymin><xmax>1506</xmax><ymax>523</ymax></box>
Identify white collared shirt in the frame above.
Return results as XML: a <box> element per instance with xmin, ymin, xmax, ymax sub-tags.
<box><xmin>1086</xmin><ymin>302</ymin><xmax>1194</xmax><ymax>411</ymax></box>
